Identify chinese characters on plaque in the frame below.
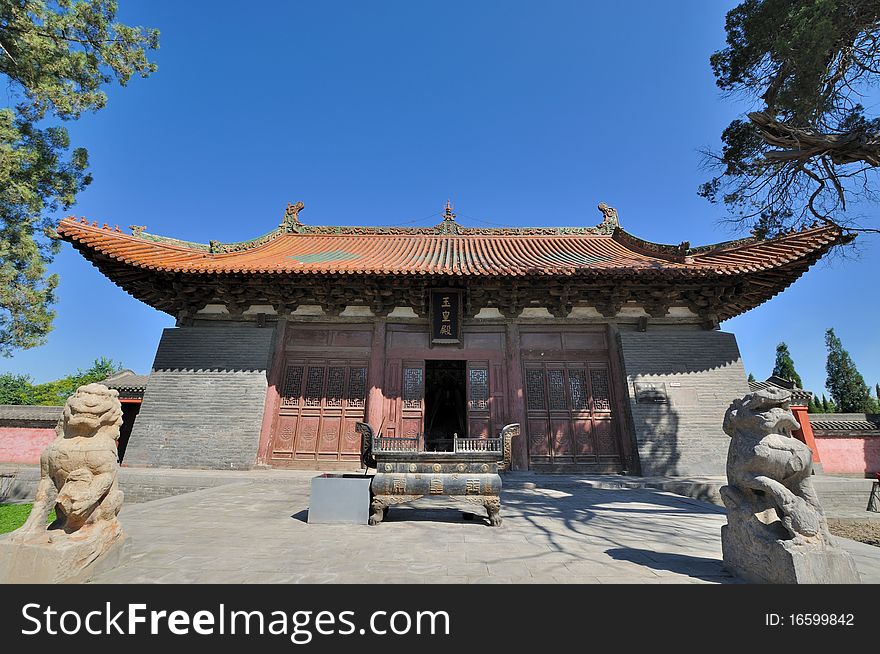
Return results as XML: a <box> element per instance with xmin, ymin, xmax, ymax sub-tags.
<box><xmin>430</xmin><ymin>290</ymin><xmax>462</xmax><ymax>345</ymax></box>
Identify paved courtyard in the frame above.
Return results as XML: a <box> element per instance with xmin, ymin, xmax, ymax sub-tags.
<box><xmin>90</xmin><ymin>472</ymin><xmax>880</xmax><ymax>584</ymax></box>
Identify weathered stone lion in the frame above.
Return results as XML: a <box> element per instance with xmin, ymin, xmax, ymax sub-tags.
<box><xmin>720</xmin><ymin>388</ymin><xmax>859</xmax><ymax>583</ymax></box>
<box><xmin>0</xmin><ymin>383</ymin><xmax>129</xmax><ymax>583</ymax></box>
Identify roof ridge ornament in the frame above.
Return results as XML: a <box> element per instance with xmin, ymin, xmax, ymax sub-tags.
<box><xmin>597</xmin><ymin>202</ymin><xmax>619</xmax><ymax>228</ymax></box>
<box><xmin>282</xmin><ymin>201</ymin><xmax>305</xmax><ymax>232</ymax></box>
<box><xmin>434</xmin><ymin>199</ymin><xmax>462</xmax><ymax>234</ymax></box>
<box><xmin>443</xmin><ymin>199</ymin><xmax>456</xmax><ymax>222</ymax></box>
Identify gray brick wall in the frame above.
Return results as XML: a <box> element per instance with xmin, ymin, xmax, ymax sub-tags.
<box><xmin>619</xmin><ymin>328</ymin><xmax>749</xmax><ymax>476</ymax></box>
<box><xmin>124</xmin><ymin>324</ymin><xmax>276</xmax><ymax>469</ymax></box>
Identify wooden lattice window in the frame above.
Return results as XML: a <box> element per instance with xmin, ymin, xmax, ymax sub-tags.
<box><xmin>280</xmin><ymin>366</ymin><xmax>304</xmax><ymax>407</ymax></box>
<box><xmin>526</xmin><ymin>369</ymin><xmax>545</xmax><ymax>411</ymax></box>
<box><xmin>347</xmin><ymin>367</ymin><xmax>367</xmax><ymax>408</ymax></box>
<box><xmin>590</xmin><ymin>369</ymin><xmax>611</xmax><ymax>411</ymax></box>
<box><xmin>402</xmin><ymin>367</ymin><xmax>423</xmax><ymax>409</ymax></box>
<box><xmin>469</xmin><ymin>368</ymin><xmax>489</xmax><ymax>410</ymax></box>
<box><xmin>547</xmin><ymin>369</ymin><xmax>567</xmax><ymax>410</ymax></box>
<box><xmin>303</xmin><ymin>367</ymin><xmax>326</xmax><ymax>407</ymax></box>
<box><xmin>325</xmin><ymin>366</ymin><xmax>346</xmax><ymax>408</ymax></box>
<box><xmin>568</xmin><ymin>369</ymin><xmax>588</xmax><ymax>411</ymax></box>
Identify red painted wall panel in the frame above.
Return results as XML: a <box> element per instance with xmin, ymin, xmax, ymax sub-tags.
<box><xmin>0</xmin><ymin>426</ymin><xmax>56</xmax><ymax>464</ymax></box>
<box><xmin>813</xmin><ymin>436</ymin><xmax>880</xmax><ymax>475</ymax></box>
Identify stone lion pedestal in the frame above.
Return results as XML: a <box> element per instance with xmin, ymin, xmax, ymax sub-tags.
<box><xmin>720</xmin><ymin>388</ymin><xmax>860</xmax><ymax>584</ymax></box>
<box><xmin>0</xmin><ymin>384</ymin><xmax>130</xmax><ymax>584</ymax></box>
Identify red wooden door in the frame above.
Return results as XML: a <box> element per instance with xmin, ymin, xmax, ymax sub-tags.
<box><xmin>269</xmin><ymin>358</ymin><xmax>368</xmax><ymax>463</ymax></box>
<box><xmin>524</xmin><ymin>361</ymin><xmax>620</xmax><ymax>471</ymax></box>
<box><xmin>467</xmin><ymin>360</ymin><xmax>506</xmax><ymax>440</ymax></box>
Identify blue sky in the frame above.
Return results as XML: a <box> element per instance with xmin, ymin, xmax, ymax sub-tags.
<box><xmin>2</xmin><ymin>1</ymin><xmax>877</xmax><ymax>397</ymax></box>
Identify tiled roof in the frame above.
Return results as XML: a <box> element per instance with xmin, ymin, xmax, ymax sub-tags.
<box><xmin>0</xmin><ymin>405</ymin><xmax>63</xmax><ymax>423</ymax></box>
<box><xmin>748</xmin><ymin>379</ymin><xmax>813</xmax><ymax>405</ymax></box>
<box><xmin>57</xmin><ymin>215</ymin><xmax>845</xmax><ymax>278</ymax></box>
<box><xmin>102</xmin><ymin>370</ymin><xmax>149</xmax><ymax>392</ymax></box>
<box><xmin>808</xmin><ymin>413</ymin><xmax>880</xmax><ymax>432</ymax></box>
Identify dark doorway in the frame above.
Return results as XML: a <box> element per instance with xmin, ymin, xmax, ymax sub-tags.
<box><xmin>116</xmin><ymin>401</ymin><xmax>141</xmax><ymax>464</ymax></box>
<box><xmin>424</xmin><ymin>360</ymin><xmax>466</xmax><ymax>451</ymax></box>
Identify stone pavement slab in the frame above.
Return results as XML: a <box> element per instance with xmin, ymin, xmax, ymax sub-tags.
<box><xmin>86</xmin><ymin>471</ymin><xmax>880</xmax><ymax>584</ymax></box>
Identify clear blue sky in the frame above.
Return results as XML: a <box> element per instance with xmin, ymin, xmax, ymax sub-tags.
<box><xmin>2</xmin><ymin>1</ymin><xmax>877</xmax><ymax>398</ymax></box>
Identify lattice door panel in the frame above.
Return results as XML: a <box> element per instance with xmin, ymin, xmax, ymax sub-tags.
<box><xmin>524</xmin><ymin>361</ymin><xmax>621</xmax><ymax>469</ymax></box>
<box><xmin>270</xmin><ymin>360</ymin><xmax>368</xmax><ymax>462</ymax></box>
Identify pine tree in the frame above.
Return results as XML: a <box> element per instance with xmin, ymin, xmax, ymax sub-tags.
<box><xmin>822</xmin><ymin>395</ymin><xmax>830</xmax><ymax>413</ymax></box>
<box><xmin>808</xmin><ymin>396</ymin><xmax>823</xmax><ymax>414</ymax></box>
<box><xmin>876</xmin><ymin>383</ymin><xmax>880</xmax><ymax>403</ymax></box>
<box><xmin>0</xmin><ymin>3</ymin><xmax>159</xmax><ymax>355</ymax></box>
<box><xmin>747</xmin><ymin>373</ymin><xmax>756</xmax><ymax>383</ymax></box>
<box><xmin>825</xmin><ymin>328</ymin><xmax>872</xmax><ymax>413</ymax></box>
<box><xmin>772</xmin><ymin>342</ymin><xmax>803</xmax><ymax>387</ymax></box>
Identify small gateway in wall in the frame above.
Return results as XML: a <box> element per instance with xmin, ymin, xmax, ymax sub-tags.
<box><xmin>57</xmin><ymin>201</ymin><xmax>850</xmax><ymax>476</ymax></box>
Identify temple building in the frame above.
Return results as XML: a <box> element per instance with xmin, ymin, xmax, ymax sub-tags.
<box><xmin>57</xmin><ymin>201</ymin><xmax>849</xmax><ymax>475</ymax></box>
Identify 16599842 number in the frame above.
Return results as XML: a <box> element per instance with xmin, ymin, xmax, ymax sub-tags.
<box><xmin>790</xmin><ymin>614</ymin><xmax>854</xmax><ymax>626</ymax></box>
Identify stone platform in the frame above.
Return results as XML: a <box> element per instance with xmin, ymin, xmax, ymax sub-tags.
<box><xmin>74</xmin><ymin>470</ymin><xmax>880</xmax><ymax>584</ymax></box>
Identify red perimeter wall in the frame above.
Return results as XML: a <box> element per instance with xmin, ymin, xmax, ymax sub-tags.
<box><xmin>814</xmin><ymin>436</ymin><xmax>880</xmax><ymax>476</ymax></box>
<box><xmin>0</xmin><ymin>427</ymin><xmax>56</xmax><ymax>464</ymax></box>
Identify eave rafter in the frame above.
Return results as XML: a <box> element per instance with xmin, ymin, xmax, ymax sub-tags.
<box><xmin>60</xmin><ymin>201</ymin><xmax>850</xmax><ymax>323</ymax></box>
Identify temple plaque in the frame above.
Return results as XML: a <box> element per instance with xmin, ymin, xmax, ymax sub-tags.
<box><xmin>430</xmin><ymin>290</ymin><xmax>462</xmax><ymax>345</ymax></box>
<box><xmin>634</xmin><ymin>382</ymin><xmax>668</xmax><ymax>404</ymax></box>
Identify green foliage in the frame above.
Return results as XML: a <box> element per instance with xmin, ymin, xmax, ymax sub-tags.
<box><xmin>0</xmin><ymin>356</ymin><xmax>122</xmax><ymax>405</ymax></box>
<box><xmin>808</xmin><ymin>395</ymin><xmax>824</xmax><ymax>413</ymax></box>
<box><xmin>876</xmin><ymin>383</ymin><xmax>880</xmax><ymax>403</ymax></box>
<box><xmin>701</xmin><ymin>0</ymin><xmax>880</xmax><ymax>230</ymax></box>
<box><xmin>0</xmin><ymin>371</ymin><xmax>32</xmax><ymax>404</ymax></box>
<box><xmin>0</xmin><ymin>2</ymin><xmax>158</xmax><ymax>355</ymax></box>
<box><xmin>821</xmin><ymin>394</ymin><xmax>837</xmax><ymax>413</ymax></box>
<box><xmin>772</xmin><ymin>342</ymin><xmax>803</xmax><ymax>388</ymax></box>
<box><xmin>824</xmin><ymin>328</ymin><xmax>872</xmax><ymax>413</ymax></box>
<box><xmin>0</xmin><ymin>503</ymin><xmax>55</xmax><ymax>534</ymax></box>
<box><xmin>747</xmin><ymin>372</ymin><xmax>756</xmax><ymax>383</ymax></box>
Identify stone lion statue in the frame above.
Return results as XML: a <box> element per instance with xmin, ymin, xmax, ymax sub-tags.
<box><xmin>0</xmin><ymin>384</ymin><xmax>128</xmax><ymax>582</ymax></box>
<box><xmin>13</xmin><ymin>383</ymin><xmax>125</xmax><ymax>538</ymax></box>
<box><xmin>720</xmin><ymin>387</ymin><xmax>859</xmax><ymax>583</ymax></box>
<box><xmin>721</xmin><ymin>387</ymin><xmax>828</xmax><ymax>541</ymax></box>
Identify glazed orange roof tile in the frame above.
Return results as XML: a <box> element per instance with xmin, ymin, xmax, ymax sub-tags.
<box><xmin>56</xmin><ymin>202</ymin><xmax>846</xmax><ymax>279</ymax></box>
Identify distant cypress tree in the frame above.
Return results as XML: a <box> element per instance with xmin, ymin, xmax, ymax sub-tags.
<box><xmin>876</xmin><ymin>383</ymin><xmax>880</xmax><ymax>403</ymax></box>
<box><xmin>822</xmin><ymin>395</ymin><xmax>830</xmax><ymax>413</ymax></box>
<box><xmin>772</xmin><ymin>342</ymin><xmax>803</xmax><ymax>388</ymax></box>
<box><xmin>825</xmin><ymin>328</ymin><xmax>872</xmax><ymax>413</ymax></box>
<box><xmin>748</xmin><ymin>372</ymin><xmax>756</xmax><ymax>383</ymax></box>
<box><xmin>808</xmin><ymin>396</ymin><xmax>823</xmax><ymax>413</ymax></box>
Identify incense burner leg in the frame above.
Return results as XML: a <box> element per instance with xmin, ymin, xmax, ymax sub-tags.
<box><xmin>484</xmin><ymin>496</ymin><xmax>502</xmax><ymax>526</ymax></box>
<box><xmin>369</xmin><ymin>497</ymin><xmax>388</xmax><ymax>525</ymax></box>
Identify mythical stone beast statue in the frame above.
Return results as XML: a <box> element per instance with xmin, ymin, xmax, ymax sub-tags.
<box><xmin>719</xmin><ymin>387</ymin><xmax>859</xmax><ymax>583</ymax></box>
<box><xmin>0</xmin><ymin>384</ymin><xmax>129</xmax><ymax>583</ymax></box>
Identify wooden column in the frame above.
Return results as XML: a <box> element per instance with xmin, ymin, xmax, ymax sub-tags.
<box><xmin>366</xmin><ymin>318</ymin><xmax>387</xmax><ymax>431</ymax></box>
<box><xmin>606</xmin><ymin>322</ymin><xmax>641</xmax><ymax>475</ymax></box>
<box><xmin>255</xmin><ymin>317</ymin><xmax>288</xmax><ymax>466</ymax></box>
<box><xmin>505</xmin><ymin>321</ymin><xmax>528</xmax><ymax>470</ymax></box>
<box><xmin>791</xmin><ymin>405</ymin><xmax>823</xmax><ymax>469</ymax></box>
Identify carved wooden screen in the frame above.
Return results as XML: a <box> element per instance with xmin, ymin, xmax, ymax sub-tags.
<box><xmin>524</xmin><ymin>361</ymin><xmax>620</xmax><ymax>469</ymax></box>
<box><xmin>466</xmin><ymin>361</ymin><xmax>505</xmax><ymax>440</ymax></box>
<box><xmin>401</xmin><ymin>362</ymin><xmax>425</xmax><ymax>444</ymax></box>
<box><xmin>467</xmin><ymin>364</ymin><xmax>490</xmax><ymax>439</ymax></box>
<box><xmin>270</xmin><ymin>358</ymin><xmax>368</xmax><ymax>463</ymax></box>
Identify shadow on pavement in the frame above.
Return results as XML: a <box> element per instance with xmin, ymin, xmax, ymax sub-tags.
<box><xmin>605</xmin><ymin>546</ymin><xmax>740</xmax><ymax>583</ymax></box>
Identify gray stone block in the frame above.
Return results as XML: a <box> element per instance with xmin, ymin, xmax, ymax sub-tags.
<box><xmin>124</xmin><ymin>324</ymin><xmax>276</xmax><ymax>470</ymax></box>
<box><xmin>619</xmin><ymin>328</ymin><xmax>749</xmax><ymax>476</ymax></box>
<box><xmin>308</xmin><ymin>474</ymin><xmax>372</xmax><ymax>524</ymax></box>
<box><xmin>722</xmin><ymin>524</ymin><xmax>860</xmax><ymax>584</ymax></box>
<box><xmin>0</xmin><ymin>531</ymin><xmax>131</xmax><ymax>584</ymax></box>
